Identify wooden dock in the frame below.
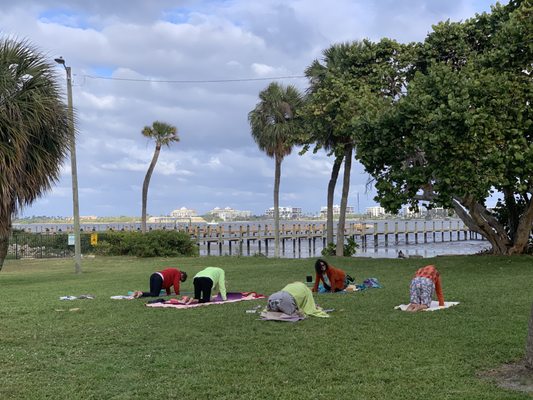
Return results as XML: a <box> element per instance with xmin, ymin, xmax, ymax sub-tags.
<box><xmin>185</xmin><ymin>220</ymin><xmax>482</xmax><ymax>256</ymax></box>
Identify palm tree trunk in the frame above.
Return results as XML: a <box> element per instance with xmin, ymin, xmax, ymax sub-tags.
<box><xmin>526</xmin><ymin>301</ymin><xmax>533</xmax><ymax>369</ymax></box>
<box><xmin>0</xmin><ymin>212</ymin><xmax>12</xmax><ymax>271</ymax></box>
<box><xmin>141</xmin><ymin>144</ymin><xmax>161</xmax><ymax>233</ymax></box>
<box><xmin>336</xmin><ymin>145</ymin><xmax>353</xmax><ymax>257</ymax></box>
<box><xmin>273</xmin><ymin>155</ymin><xmax>282</xmax><ymax>257</ymax></box>
<box><xmin>327</xmin><ymin>155</ymin><xmax>343</xmax><ymax>245</ymax></box>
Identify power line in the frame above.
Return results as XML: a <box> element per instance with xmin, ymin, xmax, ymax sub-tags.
<box><xmin>81</xmin><ymin>74</ymin><xmax>307</xmax><ymax>84</ymax></box>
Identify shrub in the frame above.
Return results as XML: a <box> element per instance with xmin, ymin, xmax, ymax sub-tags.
<box><xmin>321</xmin><ymin>237</ymin><xmax>359</xmax><ymax>257</ymax></box>
<box><xmin>93</xmin><ymin>230</ymin><xmax>199</xmax><ymax>257</ymax></box>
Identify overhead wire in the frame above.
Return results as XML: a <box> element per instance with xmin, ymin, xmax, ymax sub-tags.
<box><xmin>80</xmin><ymin>74</ymin><xmax>307</xmax><ymax>84</ymax></box>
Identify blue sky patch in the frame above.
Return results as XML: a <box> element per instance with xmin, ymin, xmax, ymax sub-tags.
<box><xmin>90</xmin><ymin>66</ymin><xmax>115</xmax><ymax>78</ymax></box>
<box><xmin>161</xmin><ymin>8</ymin><xmax>192</xmax><ymax>24</ymax></box>
<box><xmin>39</xmin><ymin>8</ymin><xmax>91</xmax><ymax>29</ymax></box>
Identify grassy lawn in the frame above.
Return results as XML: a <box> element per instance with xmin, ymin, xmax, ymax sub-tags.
<box><xmin>0</xmin><ymin>255</ymin><xmax>532</xmax><ymax>400</ymax></box>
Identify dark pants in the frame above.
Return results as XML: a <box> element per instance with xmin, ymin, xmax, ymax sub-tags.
<box><xmin>141</xmin><ymin>273</ymin><xmax>163</xmax><ymax>297</ymax></box>
<box><xmin>193</xmin><ymin>277</ymin><xmax>213</xmax><ymax>303</ymax></box>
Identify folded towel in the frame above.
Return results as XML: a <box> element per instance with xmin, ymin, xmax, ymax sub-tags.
<box><xmin>395</xmin><ymin>301</ymin><xmax>459</xmax><ymax>311</ymax></box>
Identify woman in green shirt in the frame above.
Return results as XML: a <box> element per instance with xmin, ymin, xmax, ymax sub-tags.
<box><xmin>187</xmin><ymin>267</ymin><xmax>227</xmax><ymax>304</ymax></box>
<box><xmin>267</xmin><ymin>282</ymin><xmax>329</xmax><ymax>318</ymax></box>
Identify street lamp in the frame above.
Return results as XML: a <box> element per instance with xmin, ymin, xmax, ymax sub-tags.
<box><xmin>55</xmin><ymin>56</ymin><xmax>82</xmax><ymax>274</ymax></box>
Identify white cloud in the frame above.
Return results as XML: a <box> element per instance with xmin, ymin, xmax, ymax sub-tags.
<box><xmin>3</xmin><ymin>0</ymin><xmax>502</xmax><ymax>217</ymax></box>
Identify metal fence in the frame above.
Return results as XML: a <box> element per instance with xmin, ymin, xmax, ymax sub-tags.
<box><xmin>7</xmin><ymin>232</ymin><xmax>93</xmax><ymax>260</ymax></box>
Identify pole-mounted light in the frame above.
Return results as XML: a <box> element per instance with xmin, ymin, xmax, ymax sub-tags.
<box><xmin>55</xmin><ymin>56</ymin><xmax>82</xmax><ymax>274</ymax></box>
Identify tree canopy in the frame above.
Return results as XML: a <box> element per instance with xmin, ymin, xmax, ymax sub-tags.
<box><xmin>355</xmin><ymin>0</ymin><xmax>533</xmax><ymax>254</ymax></box>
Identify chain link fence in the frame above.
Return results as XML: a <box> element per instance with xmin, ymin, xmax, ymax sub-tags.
<box><xmin>7</xmin><ymin>232</ymin><xmax>94</xmax><ymax>260</ymax></box>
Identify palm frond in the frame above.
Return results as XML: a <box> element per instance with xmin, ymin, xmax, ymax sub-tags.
<box><xmin>0</xmin><ymin>37</ymin><xmax>70</xmax><ymax>236</ymax></box>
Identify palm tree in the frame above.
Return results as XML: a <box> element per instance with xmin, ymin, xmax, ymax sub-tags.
<box><xmin>141</xmin><ymin>121</ymin><xmax>179</xmax><ymax>233</ymax></box>
<box><xmin>248</xmin><ymin>82</ymin><xmax>303</xmax><ymax>257</ymax></box>
<box><xmin>0</xmin><ymin>37</ymin><xmax>71</xmax><ymax>270</ymax></box>
<box><xmin>304</xmin><ymin>43</ymin><xmax>353</xmax><ymax>250</ymax></box>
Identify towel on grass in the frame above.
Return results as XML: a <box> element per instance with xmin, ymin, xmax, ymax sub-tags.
<box><xmin>110</xmin><ymin>289</ymin><xmax>189</xmax><ymax>300</ymax></box>
<box><xmin>395</xmin><ymin>301</ymin><xmax>460</xmax><ymax>311</ymax></box>
<box><xmin>60</xmin><ymin>294</ymin><xmax>95</xmax><ymax>300</ymax></box>
<box><xmin>145</xmin><ymin>292</ymin><xmax>265</xmax><ymax>309</ymax></box>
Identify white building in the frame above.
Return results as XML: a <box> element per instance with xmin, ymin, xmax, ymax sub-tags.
<box><xmin>170</xmin><ymin>207</ymin><xmax>197</xmax><ymax>218</ymax></box>
<box><xmin>366</xmin><ymin>206</ymin><xmax>386</xmax><ymax>217</ymax></box>
<box><xmin>208</xmin><ymin>207</ymin><xmax>252</xmax><ymax>221</ymax></box>
<box><xmin>319</xmin><ymin>205</ymin><xmax>355</xmax><ymax>218</ymax></box>
<box><xmin>265</xmin><ymin>207</ymin><xmax>302</xmax><ymax>220</ymax></box>
<box><xmin>400</xmin><ymin>205</ymin><xmax>416</xmax><ymax>217</ymax></box>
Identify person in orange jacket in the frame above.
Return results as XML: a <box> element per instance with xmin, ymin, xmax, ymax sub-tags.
<box><xmin>406</xmin><ymin>265</ymin><xmax>444</xmax><ymax>312</ymax></box>
<box><xmin>312</xmin><ymin>259</ymin><xmax>353</xmax><ymax>293</ymax></box>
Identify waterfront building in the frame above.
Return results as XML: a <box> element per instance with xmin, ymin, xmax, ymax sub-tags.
<box><xmin>265</xmin><ymin>207</ymin><xmax>303</xmax><ymax>220</ymax></box>
<box><xmin>170</xmin><ymin>207</ymin><xmax>197</xmax><ymax>218</ymax></box>
<box><xmin>366</xmin><ymin>206</ymin><xmax>386</xmax><ymax>217</ymax></box>
<box><xmin>207</xmin><ymin>207</ymin><xmax>252</xmax><ymax>221</ymax></box>
<box><xmin>320</xmin><ymin>205</ymin><xmax>355</xmax><ymax>218</ymax></box>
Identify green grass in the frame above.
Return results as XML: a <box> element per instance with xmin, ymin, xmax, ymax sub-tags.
<box><xmin>0</xmin><ymin>255</ymin><xmax>532</xmax><ymax>399</ymax></box>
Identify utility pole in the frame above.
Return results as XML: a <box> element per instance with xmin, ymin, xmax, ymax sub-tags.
<box><xmin>55</xmin><ymin>57</ymin><xmax>82</xmax><ymax>274</ymax></box>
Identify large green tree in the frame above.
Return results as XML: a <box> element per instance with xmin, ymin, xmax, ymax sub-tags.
<box><xmin>0</xmin><ymin>38</ymin><xmax>71</xmax><ymax>270</ymax></box>
<box><xmin>141</xmin><ymin>121</ymin><xmax>179</xmax><ymax>233</ymax></box>
<box><xmin>303</xmin><ymin>40</ymin><xmax>413</xmax><ymax>255</ymax></box>
<box><xmin>248</xmin><ymin>82</ymin><xmax>303</xmax><ymax>257</ymax></box>
<box><xmin>355</xmin><ymin>1</ymin><xmax>532</xmax><ymax>255</ymax></box>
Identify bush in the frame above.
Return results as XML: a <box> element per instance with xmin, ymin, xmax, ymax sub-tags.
<box><xmin>321</xmin><ymin>237</ymin><xmax>359</xmax><ymax>257</ymax></box>
<box><xmin>93</xmin><ymin>230</ymin><xmax>199</xmax><ymax>257</ymax></box>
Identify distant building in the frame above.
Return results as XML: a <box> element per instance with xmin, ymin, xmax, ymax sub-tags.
<box><xmin>425</xmin><ymin>207</ymin><xmax>450</xmax><ymax>218</ymax></box>
<box><xmin>320</xmin><ymin>205</ymin><xmax>355</xmax><ymax>218</ymax></box>
<box><xmin>149</xmin><ymin>216</ymin><xmax>206</xmax><ymax>223</ymax></box>
<box><xmin>207</xmin><ymin>207</ymin><xmax>252</xmax><ymax>221</ymax></box>
<box><xmin>400</xmin><ymin>205</ymin><xmax>418</xmax><ymax>218</ymax></box>
<box><xmin>366</xmin><ymin>206</ymin><xmax>386</xmax><ymax>217</ymax></box>
<box><xmin>170</xmin><ymin>207</ymin><xmax>197</xmax><ymax>218</ymax></box>
<box><xmin>265</xmin><ymin>207</ymin><xmax>302</xmax><ymax>220</ymax></box>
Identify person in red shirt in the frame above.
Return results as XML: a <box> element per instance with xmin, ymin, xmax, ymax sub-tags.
<box><xmin>312</xmin><ymin>259</ymin><xmax>353</xmax><ymax>293</ymax></box>
<box><xmin>133</xmin><ymin>268</ymin><xmax>187</xmax><ymax>298</ymax></box>
<box><xmin>406</xmin><ymin>265</ymin><xmax>444</xmax><ymax>311</ymax></box>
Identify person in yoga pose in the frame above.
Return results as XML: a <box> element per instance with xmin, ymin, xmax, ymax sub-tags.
<box><xmin>186</xmin><ymin>267</ymin><xmax>227</xmax><ymax>304</ymax></box>
<box><xmin>267</xmin><ymin>282</ymin><xmax>329</xmax><ymax>317</ymax></box>
<box><xmin>406</xmin><ymin>265</ymin><xmax>444</xmax><ymax>312</ymax></box>
<box><xmin>133</xmin><ymin>268</ymin><xmax>187</xmax><ymax>298</ymax></box>
<box><xmin>312</xmin><ymin>259</ymin><xmax>353</xmax><ymax>293</ymax></box>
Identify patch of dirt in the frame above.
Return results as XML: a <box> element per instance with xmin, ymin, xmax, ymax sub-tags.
<box><xmin>480</xmin><ymin>361</ymin><xmax>533</xmax><ymax>394</ymax></box>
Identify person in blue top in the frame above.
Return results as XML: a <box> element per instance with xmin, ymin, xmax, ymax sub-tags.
<box><xmin>186</xmin><ymin>267</ymin><xmax>227</xmax><ymax>304</ymax></box>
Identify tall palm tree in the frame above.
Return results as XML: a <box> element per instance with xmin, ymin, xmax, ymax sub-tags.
<box><xmin>304</xmin><ymin>43</ymin><xmax>353</xmax><ymax>249</ymax></box>
<box><xmin>248</xmin><ymin>82</ymin><xmax>303</xmax><ymax>257</ymax></box>
<box><xmin>0</xmin><ymin>37</ymin><xmax>71</xmax><ymax>270</ymax></box>
<box><xmin>141</xmin><ymin>121</ymin><xmax>179</xmax><ymax>233</ymax></box>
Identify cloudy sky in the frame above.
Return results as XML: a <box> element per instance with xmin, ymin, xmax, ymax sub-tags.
<box><xmin>2</xmin><ymin>0</ymin><xmax>503</xmax><ymax>218</ymax></box>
